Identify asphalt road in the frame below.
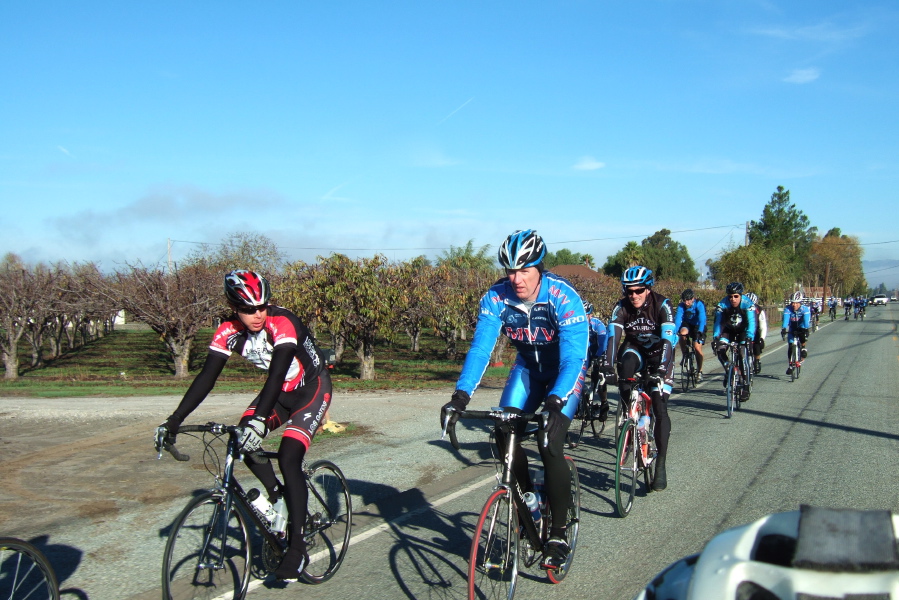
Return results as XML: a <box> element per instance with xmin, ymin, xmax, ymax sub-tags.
<box><xmin>1</xmin><ymin>303</ymin><xmax>897</xmax><ymax>599</ymax></box>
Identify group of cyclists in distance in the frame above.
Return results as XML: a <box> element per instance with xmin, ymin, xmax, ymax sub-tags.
<box><xmin>152</xmin><ymin>226</ymin><xmax>848</xmax><ymax>585</ymax></box>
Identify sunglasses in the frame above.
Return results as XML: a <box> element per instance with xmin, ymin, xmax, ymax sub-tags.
<box><xmin>626</xmin><ymin>287</ymin><xmax>647</xmax><ymax>296</ymax></box>
<box><xmin>729</xmin><ymin>294</ymin><xmax>742</xmax><ymax>299</ymax></box>
<box><xmin>236</xmin><ymin>304</ymin><xmax>268</xmax><ymax>315</ymax></box>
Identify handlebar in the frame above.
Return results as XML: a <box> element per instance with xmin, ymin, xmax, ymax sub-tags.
<box><xmin>441</xmin><ymin>409</ymin><xmax>545</xmax><ymax>451</ymax></box>
<box><xmin>156</xmin><ymin>422</ymin><xmax>243</xmax><ymax>462</ymax></box>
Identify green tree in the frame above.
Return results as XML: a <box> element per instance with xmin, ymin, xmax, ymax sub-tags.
<box><xmin>437</xmin><ymin>240</ymin><xmax>494</xmax><ymax>270</ymax></box>
<box><xmin>545</xmin><ymin>248</ymin><xmax>588</xmax><ymax>269</ymax></box>
<box><xmin>807</xmin><ymin>232</ymin><xmax>865</xmax><ymax>299</ymax></box>
<box><xmin>186</xmin><ymin>231</ymin><xmax>284</xmax><ymax>275</ymax></box>
<box><xmin>748</xmin><ymin>186</ymin><xmax>817</xmax><ymax>278</ymax></box>
<box><xmin>602</xmin><ymin>241</ymin><xmax>644</xmax><ymax>277</ymax></box>
<box><xmin>640</xmin><ymin>229</ymin><xmax>699</xmax><ymax>281</ymax></box>
<box><xmin>708</xmin><ymin>243</ymin><xmax>792</xmax><ymax>304</ymax></box>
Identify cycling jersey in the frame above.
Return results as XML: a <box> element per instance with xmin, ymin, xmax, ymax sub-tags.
<box><xmin>456</xmin><ymin>271</ymin><xmax>589</xmax><ymax>418</ymax></box>
<box><xmin>674</xmin><ymin>299</ymin><xmax>707</xmax><ymax>333</ymax></box>
<box><xmin>782</xmin><ymin>304</ymin><xmax>811</xmax><ymax>331</ymax></box>
<box><xmin>713</xmin><ymin>295</ymin><xmax>758</xmax><ymax>340</ymax></box>
<box><xmin>605</xmin><ymin>291</ymin><xmax>677</xmax><ymax>374</ymax></box>
<box><xmin>587</xmin><ymin>316</ymin><xmax>608</xmax><ymax>363</ymax></box>
<box><xmin>752</xmin><ymin>305</ymin><xmax>768</xmax><ymax>340</ymax></box>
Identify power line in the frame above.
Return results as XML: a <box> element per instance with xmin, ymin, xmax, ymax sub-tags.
<box><xmin>551</xmin><ymin>224</ymin><xmax>745</xmax><ymax>245</ymax></box>
<box><xmin>863</xmin><ymin>264</ymin><xmax>899</xmax><ymax>274</ymax></box>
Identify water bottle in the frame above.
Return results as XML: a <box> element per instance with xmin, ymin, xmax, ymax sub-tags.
<box><xmin>638</xmin><ymin>415</ymin><xmax>651</xmax><ymax>436</ymax></box>
<box><xmin>532</xmin><ymin>469</ymin><xmax>546</xmax><ymax>510</ymax></box>
<box><xmin>247</xmin><ymin>488</ymin><xmax>275</xmax><ymax>522</ymax></box>
<box><xmin>523</xmin><ymin>492</ymin><xmax>542</xmax><ymax>530</ymax></box>
<box><xmin>271</xmin><ymin>497</ymin><xmax>288</xmax><ymax>534</ymax></box>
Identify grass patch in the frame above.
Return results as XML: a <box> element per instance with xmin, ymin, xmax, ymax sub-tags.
<box><xmin>0</xmin><ymin>329</ymin><xmax>514</xmax><ymax>397</ymax></box>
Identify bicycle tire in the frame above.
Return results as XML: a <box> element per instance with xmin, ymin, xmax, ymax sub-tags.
<box><xmin>725</xmin><ymin>364</ymin><xmax>736</xmax><ymax>418</ymax></box>
<box><xmin>302</xmin><ymin>460</ymin><xmax>353</xmax><ymax>584</ymax></box>
<box><xmin>791</xmin><ymin>345</ymin><xmax>799</xmax><ymax>382</ymax></box>
<box><xmin>545</xmin><ymin>457</ymin><xmax>580</xmax><ymax>584</ymax></box>
<box><xmin>680</xmin><ymin>353</ymin><xmax>690</xmax><ymax>392</ymax></box>
<box><xmin>0</xmin><ymin>538</ymin><xmax>59</xmax><ymax>600</ymax></box>
<box><xmin>162</xmin><ymin>492</ymin><xmax>251</xmax><ymax>600</ymax></box>
<box><xmin>468</xmin><ymin>488</ymin><xmax>518</xmax><ymax>600</ymax></box>
<box><xmin>614</xmin><ymin>420</ymin><xmax>638</xmax><ymax>518</ymax></box>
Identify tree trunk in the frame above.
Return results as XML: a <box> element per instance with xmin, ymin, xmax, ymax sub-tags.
<box><xmin>333</xmin><ymin>333</ymin><xmax>346</xmax><ymax>362</ymax></box>
<box><xmin>490</xmin><ymin>334</ymin><xmax>509</xmax><ymax>366</ymax></box>
<box><xmin>356</xmin><ymin>339</ymin><xmax>376</xmax><ymax>380</ymax></box>
<box><xmin>166</xmin><ymin>336</ymin><xmax>192</xmax><ymax>378</ymax></box>
<box><xmin>445</xmin><ymin>329</ymin><xmax>459</xmax><ymax>360</ymax></box>
<box><xmin>406</xmin><ymin>326</ymin><xmax>421</xmax><ymax>351</ymax></box>
<box><xmin>2</xmin><ymin>347</ymin><xmax>18</xmax><ymax>380</ymax></box>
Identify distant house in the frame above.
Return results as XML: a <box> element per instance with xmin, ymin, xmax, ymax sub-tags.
<box><xmin>549</xmin><ymin>265</ymin><xmax>603</xmax><ymax>280</ymax></box>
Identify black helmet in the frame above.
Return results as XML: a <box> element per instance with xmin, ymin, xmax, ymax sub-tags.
<box><xmin>498</xmin><ymin>229</ymin><xmax>546</xmax><ymax>269</ymax></box>
<box><xmin>681</xmin><ymin>289</ymin><xmax>695</xmax><ymax>301</ymax></box>
<box><xmin>725</xmin><ymin>282</ymin><xmax>744</xmax><ymax>296</ymax></box>
<box><xmin>583</xmin><ymin>300</ymin><xmax>594</xmax><ymax>315</ymax></box>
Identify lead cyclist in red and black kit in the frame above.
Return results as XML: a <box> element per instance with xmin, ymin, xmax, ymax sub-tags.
<box><xmin>155</xmin><ymin>269</ymin><xmax>332</xmax><ymax>580</ymax></box>
<box><xmin>603</xmin><ymin>266</ymin><xmax>676</xmax><ymax>491</ymax></box>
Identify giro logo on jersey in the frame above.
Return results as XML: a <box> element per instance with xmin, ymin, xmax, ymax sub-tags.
<box><xmin>562</xmin><ymin>310</ymin><xmax>574</xmax><ymax>319</ymax></box>
<box><xmin>547</xmin><ymin>285</ymin><xmax>572</xmax><ymax>304</ymax></box>
<box><xmin>559</xmin><ymin>315</ymin><xmax>585</xmax><ymax>326</ymax></box>
<box><xmin>505</xmin><ymin>326</ymin><xmax>555</xmax><ymax>343</ymax></box>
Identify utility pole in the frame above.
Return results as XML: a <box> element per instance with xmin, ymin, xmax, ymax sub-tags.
<box><xmin>822</xmin><ymin>262</ymin><xmax>831</xmax><ymax>302</ymax></box>
<box><xmin>167</xmin><ymin>238</ymin><xmax>174</xmax><ymax>273</ymax></box>
<box><xmin>745</xmin><ymin>221</ymin><xmax>750</xmax><ymax>246</ymax></box>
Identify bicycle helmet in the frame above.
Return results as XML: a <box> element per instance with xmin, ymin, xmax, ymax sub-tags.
<box><xmin>790</xmin><ymin>291</ymin><xmax>803</xmax><ymax>303</ymax></box>
<box><xmin>583</xmin><ymin>300</ymin><xmax>594</xmax><ymax>315</ymax></box>
<box><xmin>224</xmin><ymin>269</ymin><xmax>271</xmax><ymax>307</ymax></box>
<box><xmin>621</xmin><ymin>266</ymin><xmax>654</xmax><ymax>290</ymax></box>
<box><xmin>681</xmin><ymin>289</ymin><xmax>695</xmax><ymax>301</ymax></box>
<box><xmin>725</xmin><ymin>282</ymin><xmax>744</xmax><ymax>295</ymax></box>
<box><xmin>747</xmin><ymin>292</ymin><xmax>759</xmax><ymax>305</ymax></box>
<box><xmin>497</xmin><ymin>229</ymin><xmax>546</xmax><ymax>270</ymax></box>
<box><xmin>635</xmin><ymin>506</ymin><xmax>899</xmax><ymax>600</ymax></box>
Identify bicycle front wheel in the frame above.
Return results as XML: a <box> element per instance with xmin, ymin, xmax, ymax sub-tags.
<box><xmin>545</xmin><ymin>457</ymin><xmax>580</xmax><ymax>584</ymax></box>
<box><xmin>680</xmin><ymin>354</ymin><xmax>691</xmax><ymax>392</ymax></box>
<box><xmin>468</xmin><ymin>488</ymin><xmax>518</xmax><ymax>600</ymax></box>
<box><xmin>303</xmin><ymin>460</ymin><xmax>353</xmax><ymax>584</ymax></box>
<box><xmin>725</xmin><ymin>365</ymin><xmax>736</xmax><ymax>418</ymax></box>
<box><xmin>162</xmin><ymin>492</ymin><xmax>250</xmax><ymax>600</ymax></box>
<box><xmin>614</xmin><ymin>421</ymin><xmax>638</xmax><ymax>518</ymax></box>
<box><xmin>0</xmin><ymin>538</ymin><xmax>59</xmax><ymax>600</ymax></box>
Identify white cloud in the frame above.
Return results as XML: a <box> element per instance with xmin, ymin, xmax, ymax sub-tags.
<box><xmin>572</xmin><ymin>156</ymin><xmax>606</xmax><ymax>171</ymax></box>
<box><xmin>783</xmin><ymin>68</ymin><xmax>821</xmax><ymax>84</ymax></box>
<box><xmin>750</xmin><ymin>22</ymin><xmax>867</xmax><ymax>43</ymax></box>
<box><xmin>57</xmin><ymin>146</ymin><xmax>71</xmax><ymax>156</ymax></box>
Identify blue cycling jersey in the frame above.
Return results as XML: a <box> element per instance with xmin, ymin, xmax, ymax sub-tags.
<box><xmin>456</xmin><ymin>271</ymin><xmax>589</xmax><ymax>403</ymax></box>
<box><xmin>713</xmin><ymin>294</ymin><xmax>758</xmax><ymax>339</ymax></box>
<box><xmin>782</xmin><ymin>304</ymin><xmax>811</xmax><ymax>330</ymax></box>
<box><xmin>587</xmin><ymin>316</ymin><xmax>608</xmax><ymax>362</ymax></box>
<box><xmin>674</xmin><ymin>299</ymin><xmax>707</xmax><ymax>332</ymax></box>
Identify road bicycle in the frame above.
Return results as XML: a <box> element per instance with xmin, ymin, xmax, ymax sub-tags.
<box><xmin>157</xmin><ymin>423</ymin><xmax>352</xmax><ymax>600</ymax></box>
<box><xmin>785</xmin><ymin>337</ymin><xmax>803</xmax><ymax>382</ymax></box>
<box><xmin>678</xmin><ymin>335</ymin><xmax>699</xmax><ymax>392</ymax></box>
<box><xmin>722</xmin><ymin>341</ymin><xmax>750</xmax><ymax>418</ymax></box>
<box><xmin>857</xmin><ymin>306</ymin><xmax>866</xmax><ymax>321</ymax></box>
<box><xmin>829</xmin><ymin>305</ymin><xmax>837</xmax><ymax>322</ymax></box>
<box><xmin>614</xmin><ymin>374</ymin><xmax>659</xmax><ymax>517</ymax></box>
<box><xmin>445</xmin><ymin>409</ymin><xmax>580</xmax><ymax>599</ymax></box>
<box><xmin>566</xmin><ymin>362</ymin><xmax>607</xmax><ymax>449</ymax></box>
<box><xmin>0</xmin><ymin>537</ymin><xmax>59</xmax><ymax>600</ymax></box>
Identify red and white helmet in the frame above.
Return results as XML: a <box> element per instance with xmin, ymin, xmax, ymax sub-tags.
<box><xmin>224</xmin><ymin>270</ymin><xmax>271</xmax><ymax>307</ymax></box>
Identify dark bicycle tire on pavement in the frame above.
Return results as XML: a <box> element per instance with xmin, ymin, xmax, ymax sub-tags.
<box><xmin>162</xmin><ymin>491</ymin><xmax>251</xmax><ymax>600</ymax></box>
<box><xmin>0</xmin><ymin>537</ymin><xmax>60</xmax><ymax>600</ymax></box>
<box><xmin>614</xmin><ymin>420</ymin><xmax>638</xmax><ymax>518</ymax></box>
<box><xmin>468</xmin><ymin>488</ymin><xmax>518</xmax><ymax>600</ymax></box>
<box><xmin>302</xmin><ymin>460</ymin><xmax>353</xmax><ymax>584</ymax></box>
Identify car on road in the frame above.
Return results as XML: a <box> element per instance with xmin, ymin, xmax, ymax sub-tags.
<box><xmin>871</xmin><ymin>294</ymin><xmax>889</xmax><ymax>306</ymax></box>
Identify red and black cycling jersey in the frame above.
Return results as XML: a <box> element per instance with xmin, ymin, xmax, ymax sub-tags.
<box><xmin>171</xmin><ymin>305</ymin><xmax>325</xmax><ymax>422</ymax></box>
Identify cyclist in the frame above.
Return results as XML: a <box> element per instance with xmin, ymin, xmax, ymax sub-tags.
<box><xmin>843</xmin><ymin>295</ymin><xmax>853</xmax><ymax>320</ymax></box>
<box><xmin>673</xmin><ymin>288</ymin><xmax>707</xmax><ymax>381</ymax></box>
<box><xmin>440</xmin><ymin>229</ymin><xmax>588</xmax><ymax>570</ymax></box>
<box><xmin>854</xmin><ymin>296</ymin><xmax>867</xmax><ymax>320</ymax></box>
<box><xmin>712</xmin><ymin>282</ymin><xmax>757</xmax><ymax>399</ymax></box>
<box><xmin>155</xmin><ymin>269</ymin><xmax>332</xmax><ymax>580</ymax></box>
<box><xmin>828</xmin><ymin>297</ymin><xmax>838</xmax><ymax>321</ymax></box>
<box><xmin>781</xmin><ymin>291</ymin><xmax>811</xmax><ymax>375</ymax></box>
<box><xmin>809</xmin><ymin>300</ymin><xmax>820</xmax><ymax>329</ymax></box>
<box><xmin>584</xmin><ymin>300</ymin><xmax>611</xmax><ymax>422</ymax></box>
<box><xmin>603</xmin><ymin>266</ymin><xmax>676</xmax><ymax>491</ymax></box>
<box><xmin>746</xmin><ymin>292</ymin><xmax>767</xmax><ymax>373</ymax></box>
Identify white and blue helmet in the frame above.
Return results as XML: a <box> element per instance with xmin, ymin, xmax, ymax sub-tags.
<box><xmin>621</xmin><ymin>266</ymin><xmax>654</xmax><ymax>291</ymax></box>
<box><xmin>498</xmin><ymin>230</ymin><xmax>546</xmax><ymax>269</ymax></box>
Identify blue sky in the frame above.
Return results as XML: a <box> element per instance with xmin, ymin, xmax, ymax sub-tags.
<box><xmin>2</xmin><ymin>1</ymin><xmax>897</xmax><ymax>285</ymax></box>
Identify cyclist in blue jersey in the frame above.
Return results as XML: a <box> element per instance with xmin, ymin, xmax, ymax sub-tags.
<box><xmin>674</xmin><ymin>288</ymin><xmax>707</xmax><ymax>381</ymax></box>
<box><xmin>781</xmin><ymin>291</ymin><xmax>811</xmax><ymax>375</ymax></box>
<box><xmin>712</xmin><ymin>282</ymin><xmax>757</xmax><ymax>398</ymax></box>
<box><xmin>583</xmin><ymin>300</ymin><xmax>610</xmax><ymax>421</ymax></box>
<box><xmin>746</xmin><ymin>292</ymin><xmax>767</xmax><ymax>373</ymax></box>
<box><xmin>604</xmin><ymin>266</ymin><xmax>676</xmax><ymax>491</ymax></box>
<box><xmin>440</xmin><ymin>229</ymin><xmax>588</xmax><ymax>570</ymax></box>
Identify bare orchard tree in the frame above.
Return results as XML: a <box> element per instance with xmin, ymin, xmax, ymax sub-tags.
<box><xmin>21</xmin><ymin>262</ymin><xmax>65</xmax><ymax>368</ymax></box>
<box><xmin>95</xmin><ymin>261</ymin><xmax>221</xmax><ymax>377</ymax></box>
<box><xmin>0</xmin><ymin>254</ymin><xmax>44</xmax><ymax>379</ymax></box>
<box><xmin>185</xmin><ymin>231</ymin><xmax>284</xmax><ymax>275</ymax></box>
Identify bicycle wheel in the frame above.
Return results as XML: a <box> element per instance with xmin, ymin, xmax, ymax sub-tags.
<box><xmin>0</xmin><ymin>538</ymin><xmax>59</xmax><ymax>600</ymax></box>
<box><xmin>679</xmin><ymin>353</ymin><xmax>690</xmax><ymax>392</ymax></box>
<box><xmin>614</xmin><ymin>420</ymin><xmax>638</xmax><ymax>518</ymax></box>
<box><xmin>162</xmin><ymin>492</ymin><xmax>250</xmax><ymax>600</ymax></box>
<box><xmin>545</xmin><ymin>457</ymin><xmax>580</xmax><ymax>584</ymax></box>
<box><xmin>302</xmin><ymin>460</ymin><xmax>352</xmax><ymax>584</ymax></box>
<box><xmin>468</xmin><ymin>488</ymin><xmax>518</xmax><ymax>600</ymax></box>
<box><xmin>725</xmin><ymin>365</ymin><xmax>736</xmax><ymax>418</ymax></box>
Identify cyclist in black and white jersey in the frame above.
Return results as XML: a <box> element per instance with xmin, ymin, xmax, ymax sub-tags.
<box><xmin>155</xmin><ymin>269</ymin><xmax>331</xmax><ymax>580</ymax></box>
